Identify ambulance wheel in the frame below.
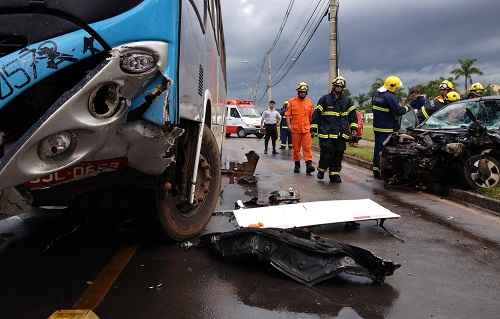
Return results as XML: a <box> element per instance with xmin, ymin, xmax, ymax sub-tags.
<box><xmin>157</xmin><ymin>127</ymin><xmax>221</xmax><ymax>240</ymax></box>
<box><xmin>237</xmin><ymin>128</ymin><xmax>247</xmax><ymax>138</ymax></box>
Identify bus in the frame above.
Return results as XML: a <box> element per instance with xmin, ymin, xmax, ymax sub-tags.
<box><xmin>0</xmin><ymin>0</ymin><xmax>227</xmax><ymax>240</ymax></box>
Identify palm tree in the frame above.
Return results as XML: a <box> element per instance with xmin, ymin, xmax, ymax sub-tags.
<box><xmin>451</xmin><ymin>58</ymin><xmax>483</xmax><ymax>92</ymax></box>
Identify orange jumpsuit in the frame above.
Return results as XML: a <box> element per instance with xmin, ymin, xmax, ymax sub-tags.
<box><xmin>285</xmin><ymin>96</ymin><xmax>314</xmax><ymax>161</ymax></box>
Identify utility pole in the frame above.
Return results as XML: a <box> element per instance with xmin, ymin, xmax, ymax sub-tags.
<box><xmin>267</xmin><ymin>52</ymin><xmax>272</xmax><ymax>103</ymax></box>
<box><xmin>328</xmin><ymin>0</ymin><xmax>339</xmax><ymax>90</ymax></box>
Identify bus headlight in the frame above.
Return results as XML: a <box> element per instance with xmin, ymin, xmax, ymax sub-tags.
<box><xmin>38</xmin><ymin>131</ymin><xmax>75</xmax><ymax>161</ymax></box>
<box><xmin>120</xmin><ymin>51</ymin><xmax>157</xmax><ymax>74</ymax></box>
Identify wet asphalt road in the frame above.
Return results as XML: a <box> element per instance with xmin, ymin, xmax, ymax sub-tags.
<box><xmin>97</xmin><ymin>138</ymin><xmax>500</xmax><ymax>319</ymax></box>
<box><xmin>2</xmin><ymin>137</ymin><xmax>500</xmax><ymax>318</ymax></box>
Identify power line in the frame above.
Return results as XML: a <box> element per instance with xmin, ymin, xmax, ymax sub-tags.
<box><xmin>273</xmin><ymin>0</ymin><xmax>324</xmax><ymax>77</ymax></box>
<box><xmin>253</xmin><ymin>0</ymin><xmax>296</xmax><ymax>101</ymax></box>
<box><xmin>271</xmin><ymin>1</ymin><xmax>329</xmax><ymax>87</ymax></box>
<box><xmin>268</xmin><ymin>0</ymin><xmax>296</xmax><ymax>53</ymax></box>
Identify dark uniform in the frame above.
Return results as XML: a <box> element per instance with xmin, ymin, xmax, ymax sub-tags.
<box><xmin>279</xmin><ymin>106</ymin><xmax>292</xmax><ymax>149</ymax></box>
<box><xmin>416</xmin><ymin>99</ymin><xmax>442</xmax><ymax>124</ymax></box>
<box><xmin>372</xmin><ymin>89</ymin><xmax>409</xmax><ymax>175</ymax></box>
<box><xmin>311</xmin><ymin>93</ymin><xmax>357</xmax><ymax>180</ymax></box>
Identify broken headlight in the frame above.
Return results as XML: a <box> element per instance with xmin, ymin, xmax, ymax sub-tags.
<box><xmin>444</xmin><ymin>143</ymin><xmax>465</xmax><ymax>157</ymax></box>
<box><xmin>38</xmin><ymin>131</ymin><xmax>75</xmax><ymax>161</ymax></box>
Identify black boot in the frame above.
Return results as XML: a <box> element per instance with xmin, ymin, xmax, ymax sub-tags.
<box><xmin>317</xmin><ymin>170</ymin><xmax>325</xmax><ymax>180</ymax></box>
<box><xmin>306</xmin><ymin>160</ymin><xmax>315</xmax><ymax>175</ymax></box>
<box><xmin>294</xmin><ymin>161</ymin><xmax>300</xmax><ymax>173</ymax></box>
<box><xmin>330</xmin><ymin>174</ymin><xmax>342</xmax><ymax>183</ymax></box>
<box><xmin>272</xmin><ymin>149</ymin><xmax>278</xmax><ymax>155</ymax></box>
<box><xmin>280</xmin><ymin>145</ymin><xmax>286</xmax><ymax>150</ymax></box>
<box><xmin>373</xmin><ymin>169</ymin><xmax>381</xmax><ymax>179</ymax></box>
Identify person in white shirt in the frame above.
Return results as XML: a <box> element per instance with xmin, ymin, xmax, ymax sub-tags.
<box><xmin>260</xmin><ymin>100</ymin><xmax>281</xmax><ymax>154</ymax></box>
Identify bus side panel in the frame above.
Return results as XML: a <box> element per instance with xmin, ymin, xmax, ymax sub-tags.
<box><xmin>178</xmin><ymin>1</ymin><xmax>206</xmax><ymax>123</ymax></box>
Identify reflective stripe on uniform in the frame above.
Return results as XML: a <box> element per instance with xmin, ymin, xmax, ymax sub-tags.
<box><xmin>318</xmin><ymin>134</ymin><xmax>339</xmax><ymax>139</ymax></box>
<box><xmin>310</xmin><ymin>124</ymin><xmax>318</xmax><ymax>128</ymax></box>
<box><xmin>346</xmin><ymin>105</ymin><xmax>357</xmax><ymax>114</ymax></box>
<box><xmin>350</xmin><ymin>123</ymin><xmax>359</xmax><ymax>128</ymax></box>
<box><xmin>342</xmin><ymin>133</ymin><xmax>350</xmax><ymax>139</ymax></box>
<box><xmin>330</xmin><ymin>171</ymin><xmax>340</xmax><ymax>176</ymax></box>
<box><xmin>315</xmin><ymin>105</ymin><xmax>324</xmax><ymax>112</ymax></box>
<box><xmin>373</xmin><ymin>106</ymin><xmax>390</xmax><ymax>112</ymax></box>
<box><xmin>323</xmin><ymin>111</ymin><xmax>342</xmax><ymax>116</ymax></box>
<box><xmin>373</xmin><ymin>127</ymin><xmax>394</xmax><ymax>133</ymax></box>
<box><xmin>420</xmin><ymin>106</ymin><xmax>430</xmax><ymax>119</ymax></box>
<box><xmin>317</xmin><ymin>168</ymin><xmax>326</xmax><ymax>172</ymax></box>
<box><xmin>373</xmin><ymin>167</ymin><xmax>380</xmax><ymax>172</ymax></box>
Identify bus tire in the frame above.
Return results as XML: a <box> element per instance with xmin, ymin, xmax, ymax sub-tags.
<box><xmin>237</xmin><ymin>128</ymin><xmax>246</xmax><ymax>138</ymax></box>
<box><xmin>157</xmin><ymin>126</ymin><xmax>221</xmax><ymax>240</ymax></box>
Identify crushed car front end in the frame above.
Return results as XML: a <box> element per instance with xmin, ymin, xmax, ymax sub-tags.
<box><xmin>381</xmin><ymin>97</ymin><xmax>500</xmax><ymax>192</ymax></box>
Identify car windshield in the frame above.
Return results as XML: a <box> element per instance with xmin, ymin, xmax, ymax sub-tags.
<box><xmin>420</xmin><ymin>100</ymin><xmax>500</xmax><ymax>130</ymax></box>
<box><xmin>239</xmin><ymin>108</ymin><xmax>260</xmax><ymax>118</ymax></box>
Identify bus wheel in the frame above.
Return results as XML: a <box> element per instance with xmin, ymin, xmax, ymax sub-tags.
<box><xmin>157</xmin><ymin>127</ymin><xmax>221</xmax><ymax>240</ymax></box>
<box><xmin>237</xmin><ymin>128</ymin><xmax>247</xmax><ymax>138</ymax></box>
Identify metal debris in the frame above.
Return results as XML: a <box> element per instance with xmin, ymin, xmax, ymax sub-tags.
<box><xmin>196</xmin><ymin>228</ymin><xmax>401</xmax><ymax>286</ymax></box>
<box><xmin>222</xmin><ymin>151</ymin><xmax>260</xmax><ymax>184</ymax></box>
<box><xmin>268</xmin><ymin>187</ymin><xmax>300</xmax><ymax>205</ymax></box>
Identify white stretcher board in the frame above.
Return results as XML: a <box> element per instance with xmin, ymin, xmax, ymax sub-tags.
<box><xmin>233</xmin><ymin>199</ymin><xmax>400</xmax><ymax>229</ymax></box>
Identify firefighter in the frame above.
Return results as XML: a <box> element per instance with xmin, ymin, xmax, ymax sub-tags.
<box><xmin>417</xmin><ymin>91</ymin><xmax>461</xmax><ymax>123</ymax></box>
<box><xmin>311</xmin><ymin>76</ymin><xmax>356</xmax><ymax>183</ymax></box>
<box><xmin>372</xmin><ymin>75</ymin><xmax>410</xmax><ymax>179</ymax></box>
<box><xmin>286</xmin><ymin>82</ymin><xmax>316</xmax><ymax>175</ymax></box>
<box><xmin>468</xmin><ymin>82</ymin><xmax>485</xmax><ymax>99</ymax></box>
<box><xmin>279</xmin><ymin>101</ymin><xmax>292</xmax><ymax>149</ymax></box>
<box><xmin>434</xmin><ymin>80</ymin><xmax>455</xmax><ymax>108</ymax></box>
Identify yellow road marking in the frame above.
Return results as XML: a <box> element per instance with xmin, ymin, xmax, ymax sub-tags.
<box><xmin>73</xmin><ymin>244</ymin><xmax>138</xmax><ymax>310</ymax></box>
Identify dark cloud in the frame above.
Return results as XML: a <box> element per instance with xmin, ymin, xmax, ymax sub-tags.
<box><xmin>222</xmin><ymin>0</ymin><xmax>500</xmax><ymax>105</ymax></box>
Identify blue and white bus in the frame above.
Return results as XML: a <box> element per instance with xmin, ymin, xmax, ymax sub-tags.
<box><xmin>0</xmin><ymin>0</ymin><xmax>227</xmax><ymax>239</ymax></box>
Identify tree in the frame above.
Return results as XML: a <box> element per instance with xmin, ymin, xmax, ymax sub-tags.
<box><xmin>421</xmin><ymin>76</ymin><xmax>455</xmax><ymax>99</ymax></box>
<box><xmin>484</xmin><ymin>85</ymin><xmax>499</xmax><ymax>97</ymax></box>
<box><xmin>354</xmin><ymin>93</ymin><xmax>369</xmax><ymax>107</ymax></box>
<box><xmin>368</xmin><ymin>78</ymin><xmax>384</xmax><ymax>97</ymax></box>
<box><xmin>451</xmin><ymin>58</ymin><xmax>483</xmax><ymax>92</ymax></box>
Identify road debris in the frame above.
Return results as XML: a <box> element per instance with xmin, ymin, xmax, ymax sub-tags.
<box><xmin>222</xmin><ymin>151</ymin><xmax>260</xmax><ymax>184</ymax></box>
<box><xmin>268</xmin><ymin>187</ymin><xmax>300</xmax><ymax>205</ymax></box>
<box><xmin>192</xmin><ymin>228</ymin><xmax>400</xmax><ymax>286</ymax></box>
<box><xmin>233</xmin><ymin>199</ymin><xmax>400</xmax><ymax>229</ymax></box>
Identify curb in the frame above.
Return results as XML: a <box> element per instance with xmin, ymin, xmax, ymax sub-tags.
<box><xmin>313</xmin><ymin>144</ymin><xmax>500</xmax><ymax>215</ymax></box>
<box><xmin>448</xmin><ymin>189</ymin><xmax>500</xmax><ymax>217</ymax></box>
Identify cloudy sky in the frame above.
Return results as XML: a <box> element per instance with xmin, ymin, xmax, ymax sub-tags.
<box><xmin>221</xmin><ymin>0</ymin><xmax>500</xmax><ymax>106</ymax></box>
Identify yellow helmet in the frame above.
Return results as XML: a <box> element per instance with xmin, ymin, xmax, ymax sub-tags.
<box><xmin>332</xmin><ymin>76</ymin><xmax>347</xmax><ymax>88</ymax></box>
<box><xmin>446</xmin><ymin>91</ymin><xmax>461</xmax><ymax>103</ymax></box>
<box><xmin>296</xmin><ymin>82</ymin><xmax>309</xmax><ymax>92</ymax></box>
<box><xmin>439</xmin><ymin>80</ymin><xmax>455</xmax><ymax>90</ymax></box>
<box><xmin>470</xmin><ymin>82</ymin><xmax>485</xmax><ymax>93</ymax></box>
<box><xmin>383</xmin><ymin>75</ymin><xmax>403</xmax><ymax>93</ymax></box>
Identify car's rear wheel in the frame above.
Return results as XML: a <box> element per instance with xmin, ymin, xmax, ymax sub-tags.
<box><xmin>464</xmin><ymin>155</ymin><xmax>500</xmax><ymax>189</ymax></box>
<box><xmin>237</xmin><ymin>128</ymin><xmax>246</xmax><ymax>138</ymax></box>
<box><xmin>157</xmin><ymin>126</ymin><xmax>221</xmax><ymax>240</ymax></box>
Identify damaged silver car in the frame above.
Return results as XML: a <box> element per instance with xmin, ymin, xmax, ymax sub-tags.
<box><xmin>381</xmin><ymin>96</ymin><xmax>500</xmax><ymax>192</ymax></box>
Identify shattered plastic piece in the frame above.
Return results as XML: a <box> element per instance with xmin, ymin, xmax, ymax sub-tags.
<box><xmin>199</xmin><ymin>228</ymin><xmax>401</xmax><ymax>286</ymax></box>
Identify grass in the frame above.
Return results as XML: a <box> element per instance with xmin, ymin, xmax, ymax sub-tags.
<box><xmin>478</xmin><ymin>187</ymin><xmax>500</xmax><ymax>200</ymax></box>
<box><xmin>362</xmin><ymin>124</ymin><xmax>374</xmax><ymax>141</ymax></box>
<box><xmin>345</xmin><ymin>144</ymin><xmax>373</xmax><ymax>162</ymax></box>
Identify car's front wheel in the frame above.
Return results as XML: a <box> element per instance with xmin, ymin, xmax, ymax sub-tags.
<box><xmin>237</xmin><ymin>128</ymin><xmax>247</xmax><ymax>138</ymax></box>
<box><xmin>464</xmin><ymin>155</ymin><xmax>500</xmax><ymax>189</ymax></box>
